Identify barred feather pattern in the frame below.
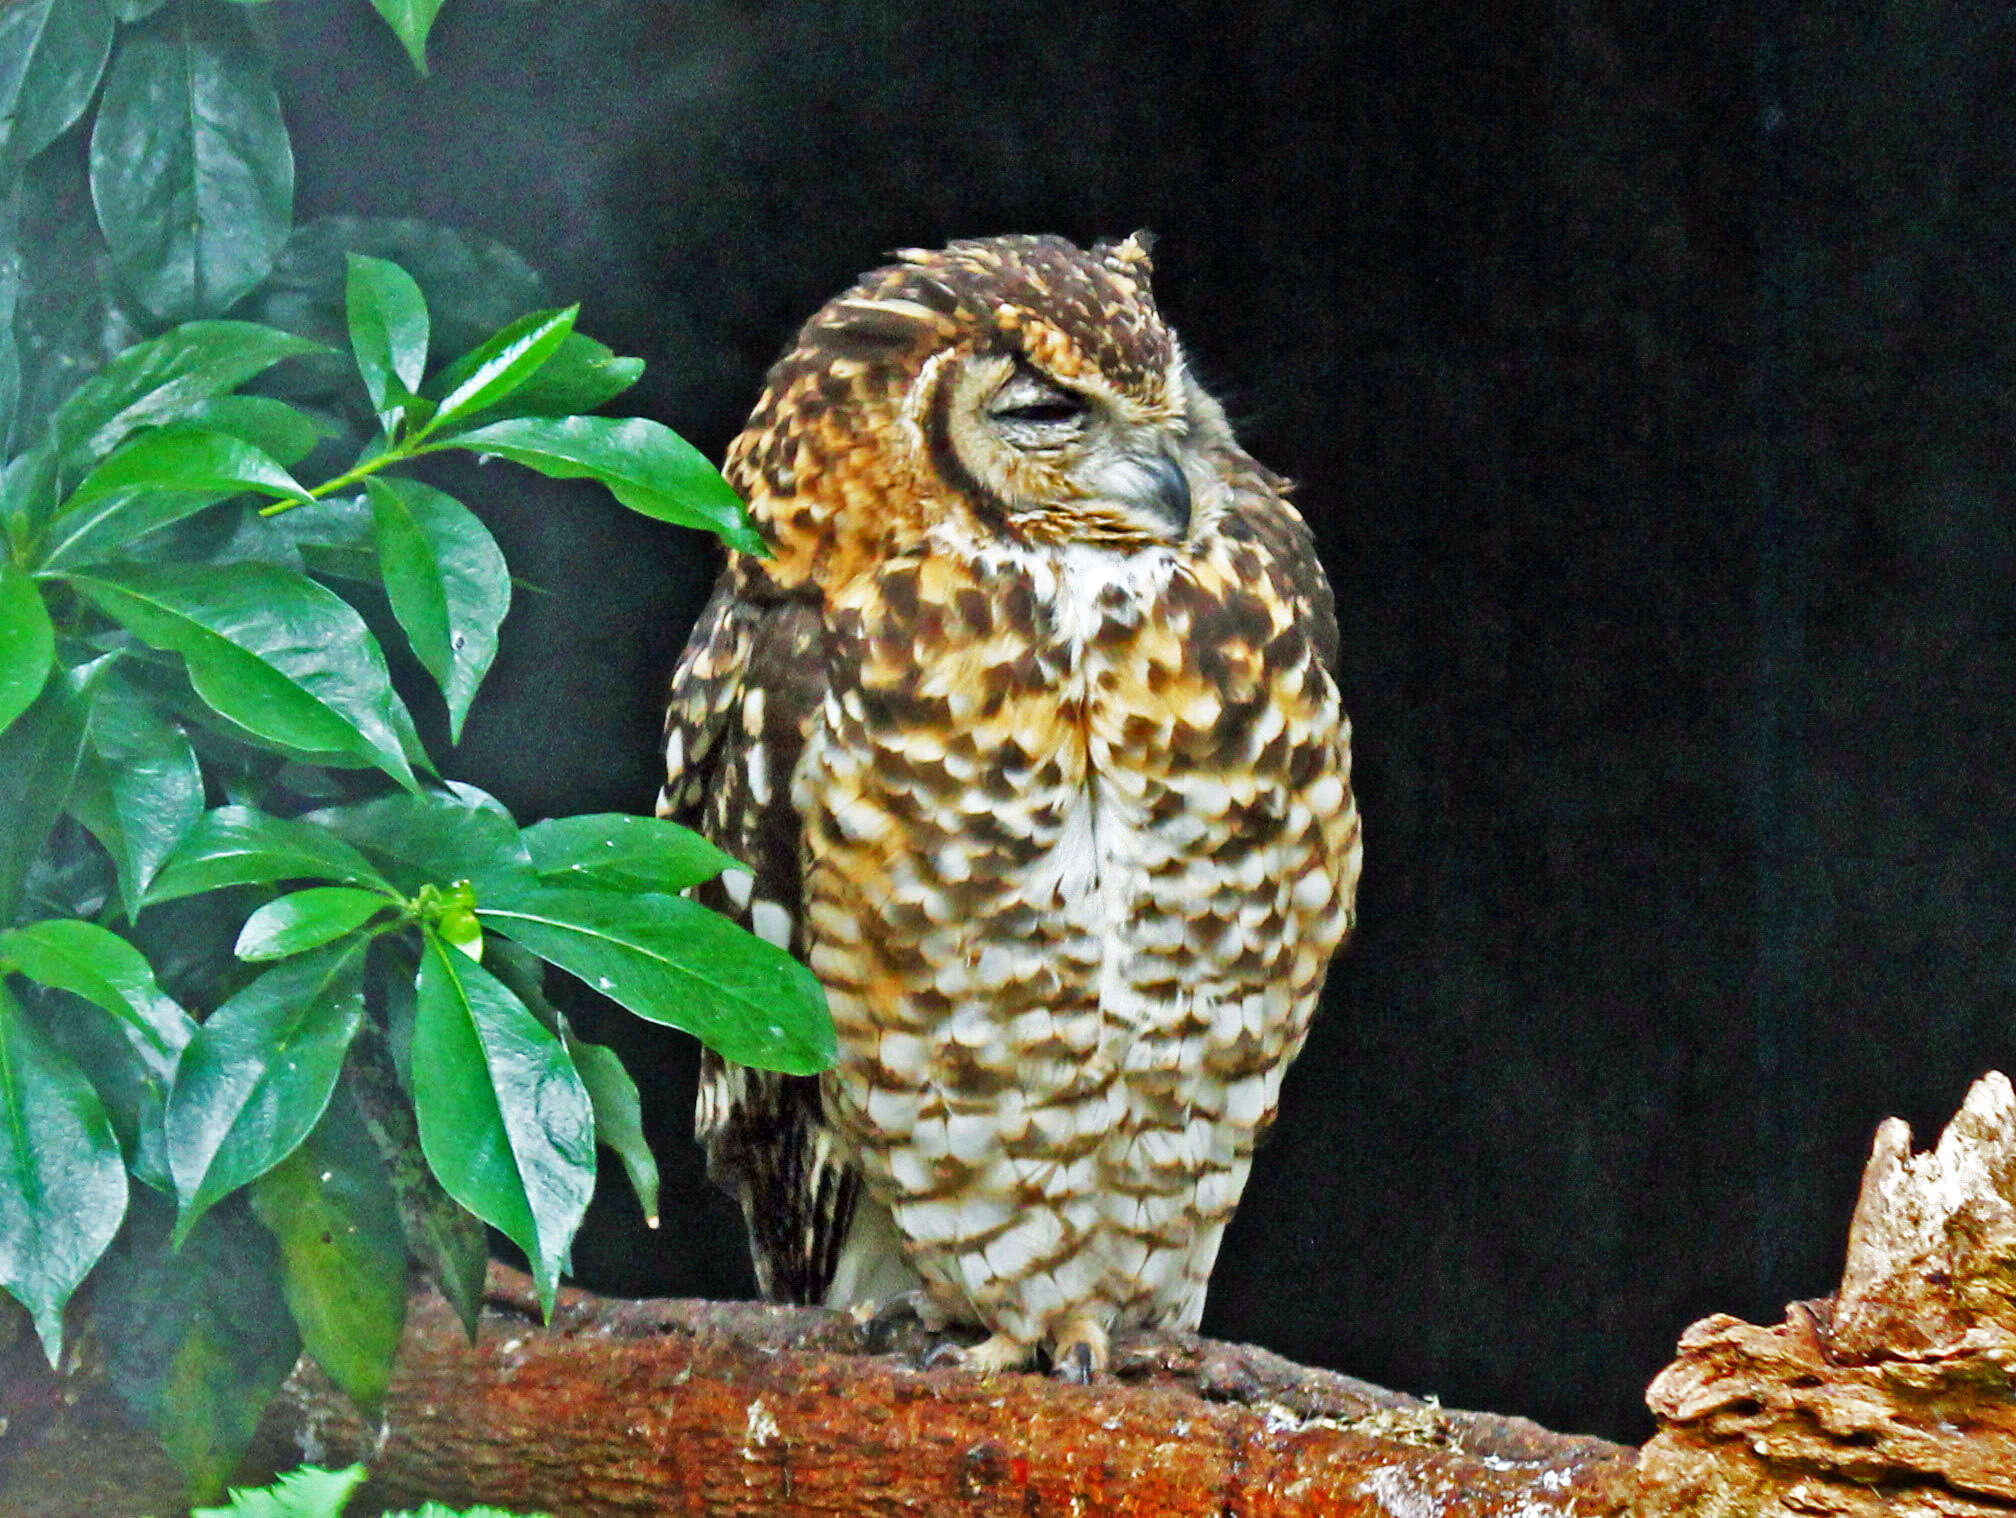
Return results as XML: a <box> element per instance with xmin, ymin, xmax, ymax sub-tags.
<box><xmin>659</xmin><ymin>234</ymin><xmax>1360</xmax><ymax>1368</ymax></box>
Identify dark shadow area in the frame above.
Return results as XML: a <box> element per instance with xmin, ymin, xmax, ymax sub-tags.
<box><xmin>266</xmin><ymin>0</ymin><xmax>2016</xmax><ymax>1442</ymax></box>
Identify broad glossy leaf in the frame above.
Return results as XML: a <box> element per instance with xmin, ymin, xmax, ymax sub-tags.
<box><xmin>234</xmin><ymin>886</ymin><xmax>393</xmax><ymax>961</ymax></box>
<box><xmin>364</xmin><ymin>476</ymin><xmax>508</xmax><ymax>742</ymax></box>
<box><xmin>94</xmin><ymin>1190</ymin><xmax>299</xmax><ymax>1503</ymax></box>
<box><xmin>0</xmin><ymin>917</ymin><xmax>188</xmax><ymax>1056</ymax></box>
<box><xmin>37</xmin><ymin>484</ymin><xmax>231</xmax><ymax>570</ymax></box>
<box><xmin>64</xmin><ymin>562</ymin><xmax>419</xmax><ymax>787</ymax></box>
<box><xmin>49</xmin><ymin>321</ymin><xmax>322</xmax><ymax>477</ymax></box>
<box><xmin>63</xmin><ymin>427</ymin><xmax>310</xmax><ymax>511</ymax></box>
<box><xmin>33</xmin><ymin>979</ymin><xmax>181</xmax><ymax>1192</ymax></box>
<box><xmin>449</xmin><ymin>415</ymin><xmax>762</xmax><ymax>554</ymax></box>
<box><xmin>567</xmin><ymin>1034</ymin><xmax>659</xmax><ymax>1228</ymax></box>
<box><xmin>248</xmin><ymin>1088</ymin><xmax>404</xmax><ymax>1417</ymax></box>
<box><xmin>89</xmin><ymin>6</ymin><xmax>294</xmax><ymax>322</ymax></box>
<box><xmin>523</xmin><ymin>812</ymin><xmax>735</xmax><ymax>893</ymax></box>
<box><xmin>0</xmin><ymin>0</ymin><xmax>115</xmax><ymax>161</ymax></box>
<box><xmin>0</xmin><ymin>558</ymin><xmax>54</xmax><ymax>735</ymax></box>
<box><xmin>344</xmin><ymin>253</ymin><xmax>429</xmax><ymax>416</ymax></box>
<box><xmin>243</xmin><ymin>216</ymin><xmax>546</xmax><ymax>410</ymax></box>
<box><xmin>165</xmin><ymin>940</ymin><xmax>368</xmax><ymax>1245</ymax></box>
<box><xmin>418</xmin><ymin>307</ymin><xmax>576</xmax><ymax>441</ymax></box>
<box><xmin>412</xmin><ymin>933</ymin><xmax>594</xmax><ymax>1314</ymax></box>
<box><xmin>180</xmin><ymin>395</ymin><xmax>333</xmax><ymax>468</ymax></box>
<box><xmin>0</xmin><ymin>448</ymin><xmax>58</xmax><ymax>550</ymax></box>
<box><xmin>437</xmin><ymin>332</ymin><xmax>643</xmax><ymax>432</ymax></box>
<box><xmin>0</xmin><ymin>986</ymin><xmax>128</xmax><ymax>1364</ymax></box>
<box><xmin>0</xmin><ymin>664</ymin><xmax>92</xmax><ymax>924</ymax></box>
<box><xmin>67</xmin><ymin>673</ymin><xmax>203</xmax><ymax>913</ymax></box>
<box><xmin>342</xmin><ymin>1022</ymin><xmax>487</xmax><ymax>1338</ymax></box>
<box><xmin>477</xmin><ymin>884</ymin><xmax>832</xmax><ymax>1075</ymax></box>
<box><xmin>368</xmin><ymin>0</ymin><xmax>445</xmax><ymax>75</ymax></box>
<box><xmin>300</xmin><ymin>782</ymin><xmax>534</xmax><ymax>896</ymax></box>
<box><xmin>143</xmin><ymin>805</ymin><xmax>394</xmax><ymax>907</ymax></box>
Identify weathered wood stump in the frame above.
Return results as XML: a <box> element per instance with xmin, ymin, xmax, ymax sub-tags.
<box><xmin>1633</xmin><ymin>1071</ymin><xmax>2016</xmax><ymax>1516</ymax></box>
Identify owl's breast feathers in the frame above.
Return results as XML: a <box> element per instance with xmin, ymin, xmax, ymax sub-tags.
<box><xmin>772</xmin><ymin>488</ymin><xmax>1358</xmax><ymax>1337</ymax></box>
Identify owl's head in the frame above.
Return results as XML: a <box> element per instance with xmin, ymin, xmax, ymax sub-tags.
<box><xmin>733</xmin><ymin>234</ymin><xmax>1246</xmax><ymax>570</ymax></box>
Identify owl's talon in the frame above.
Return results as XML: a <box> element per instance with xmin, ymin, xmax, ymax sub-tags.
<box><xmin>922</xmin><ymin>1338</ymin><xmax>970</xmax><ymax>1370</ymax></box>
<box><xmin>1049</xmin><ymin>1316</ymin><xmax>1110</xmax><ymax>1382</ymax></box>
<box><xmin>923</xmin><ymin>1331</ymin><xmax>1034</xmax><ymax>1374</ymax></box>
<box><xmin>856</xmin><ymin>1288</ymin><xmax>933</xmax><ymax>1352</ymax></box>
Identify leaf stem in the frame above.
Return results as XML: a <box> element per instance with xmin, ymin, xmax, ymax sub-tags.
<box><xmin>260</xmin><ymin>439</ymin><xmax>449</xmax><ymax>516</ymax></box>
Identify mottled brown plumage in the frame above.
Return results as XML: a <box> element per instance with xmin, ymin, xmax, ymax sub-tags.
<box><xmin>659</xmin><ymin>233</ymin><xmax>1361</xmax><ymax>1375</ymax></box>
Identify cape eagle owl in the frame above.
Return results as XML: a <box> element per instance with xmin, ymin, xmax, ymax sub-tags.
<box><xmin>657</xmin><ymin>232</ymin><xmax>1360</xmax><ymax>1378</ymax></box>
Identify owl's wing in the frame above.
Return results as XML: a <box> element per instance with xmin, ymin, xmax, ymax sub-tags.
<box><xmin>657</xmin><ymin>566</ymin><xmax>861</xmax><ymax>1304</ymax></box>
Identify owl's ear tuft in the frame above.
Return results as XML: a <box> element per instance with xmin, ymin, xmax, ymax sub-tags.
<box><xmin>1099</xmin><ymin>230</ymin><xmax>1158</xmax><ymax>278</ymax></box>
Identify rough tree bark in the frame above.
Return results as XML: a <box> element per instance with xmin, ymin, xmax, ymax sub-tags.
<box><xmin>1635</xmin><ymin>1071</ymin><xmax>2016</xmax><ymax>1516</ymax></box>
<box><xmin>5</xmin><ymin>1073</ymin><xmax>2014</xmax><ymax>1517</ymax></box>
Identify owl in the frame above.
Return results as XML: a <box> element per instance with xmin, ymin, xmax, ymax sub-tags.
<box><xmin>657</xmin><ymin>233</ymin><xmax>1360</xmax><ymax>1380</ymax></box>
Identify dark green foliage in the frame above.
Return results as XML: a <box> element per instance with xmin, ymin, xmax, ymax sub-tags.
<box><xmin>0</xmin><ymin>1</ymin><xmax>829</xmax><ymax>1502</ymax></box>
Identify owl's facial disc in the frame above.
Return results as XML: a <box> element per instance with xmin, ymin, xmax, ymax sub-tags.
<box><xmin>938</xmin><ymin>353</ymin><xmax>1192</xmax><ymax>545</ymax></box>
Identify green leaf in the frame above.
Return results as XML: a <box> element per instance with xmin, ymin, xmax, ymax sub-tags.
<box><xmin>343</xmin><ymin>1024</ymin><xmax>487</xmax><ymax>1340</ymax></box>
<box><xmin>63</xmin><ymin>562</ymin><xmax>420</xmax><ymax>788</ymax></box>
<box><xmin>477</xmin><ymin>884</ymin><xmax>833</xmax><ymax>1075</ymax></box>
<box><xmin>418</xmin><ymin>306</ymin><xmax>576</xmax><ymax>442</ymax></box>
<box><xmin>522</xmin><ymin>812</ymin><xmax>735</xmax><ymax>894</ymax></box>
<box><xmin>368</xmin><ymin>0</ymin><xmax>446</xmax><ymax>76</ymax></box>
<box><xmin>95</xmin><ymin>1190</ymin><xmax>300</xmax><ymax>1504</ymax></box>
<box><xmin>364</xmin><ymin>476</ymin><xmax>509</xmax><ymax>742</ymax></box>
<box><xmin>89</xmin><ymin>5</ymin><xmax>294</xmax><ymax>322</ymax></box>
<box><xmin>241</xmin><ymin>216</ymin><xmax>547</xmax><ymax>410</ymax></box>
<box><xmin>0</xmin><ymin>663</ymin><xmax>92</xmax><ymax>924</ymax></box>
<box><xmin>0</xmin><ymin>917</ymin><xmax>188</xmax><ymax>1055</ymax></box>
<box><xmin>165</xmin><ymin>940</ymin><xmax>368</xmax><ymax>1246</ymax></box>
<box><xmin>0</xmin><ymin>558</ymin><xmax>54</xmax><ymax>736</ymax></box>
<box><xmin>437</xmin><ymin>332</ymin><xmax>643</xmax><ymax>431</ymax></box>
<box><xmin>412</xmin><ymin>934</ymin><xmax>593</xmax><ymax>1314</ymax></box>
<box><xmin>0</xmin><ymin>0</ymin><xmax>115</xmax><ymax>161</ymax></box>
<box><xmin>143</xmin><ymin>805</ymin><xmax>394</xmax><ymax>908</ymax></box>
<box><xmin>300</xmin><ymin>783</ymin><xmax>534</xmax><ymax>896</ymax></box>
<box><xmin>181</xmin><ymin>395</ymin><xmax>335</xmax><ymax>468</ymax></box>
<box><xmin>62</xmin><ymin>426</ymin><xmax>311</xmax><ymax>511</ymax></box>
<box><xmin>0</xmin><ymin>448</ymin><xmax>59</xmax><ymax>551</ymax></box>
<box><xmin>192</xmin><ymin>1463</ymin><xmax>369</xmax><ymax>1518</ymax></box>
<box><xmin>345</xmin><ymin>253</ymin><xmax>429</xmax><ymax>416</ymax></box>
<box><xmin>0</xmin><ymin>984</ymin><xmax>128</xmax><ymax>1364</ymax></box>
<box><xmin>49</xmin><ymin>321</ymin><xmax>323</xmax><ymax>478</ymax></box>
<box><xmin>34</xmin><ymin>976</ymin><xmax>182</xmax><ymax>1193</ymax></box>
<box><xmin>36</xmin><ymin>483</ymin><xmax>232</xmax><ymax>570</ymax></box>
<box><xmin>68</xmin><ymin>666</ymin><xmax>203</xmax><ymax>913</ymax></box>
<box><xmin>447</xmin><ymin>415</ymin><xmax>762</xmax><ymax>553</ymax></box>
<box><xmin>567</xmin><ymin>1034</ymin><xmax>659</xmax><ymax>1228</ymax></box>
<box><xmin>235</xmin><ymin>886</ymin><xmax>393</xmax><ymax>961</ymax></box>
<box><xmin>248</xmin><ymin>1090</ymin><xmax>404</xmax><ymax>1419</ymax></box>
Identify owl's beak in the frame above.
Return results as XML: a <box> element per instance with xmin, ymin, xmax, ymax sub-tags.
<box><xmin>1138</xmin><ymin>450</ymin><xmax>1192</xmax><ymax>538</ymax></box>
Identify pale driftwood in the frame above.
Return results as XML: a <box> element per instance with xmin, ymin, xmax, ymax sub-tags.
<box><xmin>1632</xmin><ymin>1071</ymin><xmax>2016</xmax><ymax>1517</ymax></box>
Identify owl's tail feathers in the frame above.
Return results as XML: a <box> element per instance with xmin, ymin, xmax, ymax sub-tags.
<box><xmin>824</xmin><ymin>1189</ymin><xmax>924</xmax><ymax>1308</ymax></box>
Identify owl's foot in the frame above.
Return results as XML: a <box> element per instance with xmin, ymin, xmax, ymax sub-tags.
<box><xmin>854</xmin><ymin>1289</ymin><xmax>946</xmax><ymax>1353</ymax></box>
<box><xmin>923</xmin><ymin>1331</ymin><xmax>1036</xmax><ymax>1374</ymax></box>
<box><xmin>1048</xmin><ymin>1316</ymin><xmax>1110</xmax><ymax>1384</ymax></box>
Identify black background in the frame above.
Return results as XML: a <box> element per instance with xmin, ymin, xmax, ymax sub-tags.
<box><xmin>271</xmin><ymin>0</ymin><xmax>2016</xmax><ymax>1442</ymax></box>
